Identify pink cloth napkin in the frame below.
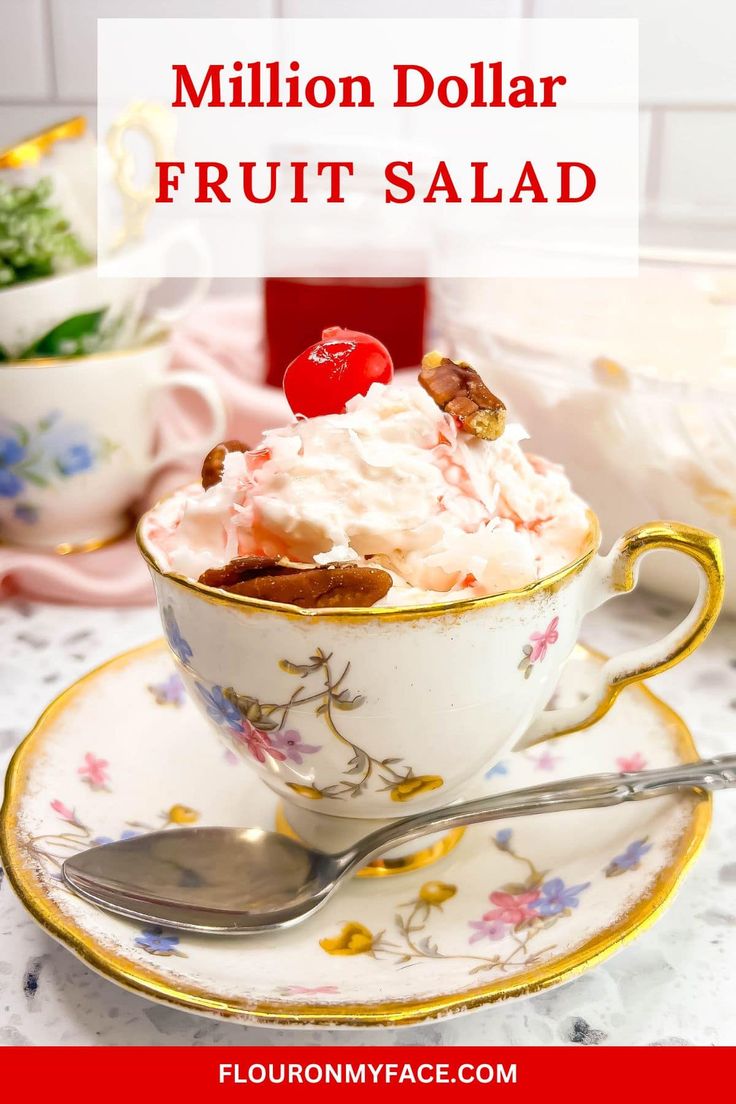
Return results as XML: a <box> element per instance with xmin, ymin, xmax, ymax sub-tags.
<box><xmin>0</xmin><ymin>296</ymin><xmax>290</xmax><ymax>606</ymax></box>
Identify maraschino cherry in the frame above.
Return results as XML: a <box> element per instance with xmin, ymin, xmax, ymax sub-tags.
<box><xmin>283</xmin><ymin>326</ymin><xmax>394</xmax><ymax>417</ymax></box>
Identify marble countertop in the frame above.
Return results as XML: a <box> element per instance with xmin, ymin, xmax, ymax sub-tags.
<box><xmin>1</xmin><ymin>590</ymin><xmax>734</xmax><ymax>1046</ymax></box>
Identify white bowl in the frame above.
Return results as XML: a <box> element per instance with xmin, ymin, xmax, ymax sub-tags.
<box><xmin>0</xmin><ymin>227</ymin><xmax>210</xmax><ymax>359</ymax></box>
<box><xmin>435</xmin><ymin>255</ymin><xmax>736</xmax><ymax>612</ymax></box>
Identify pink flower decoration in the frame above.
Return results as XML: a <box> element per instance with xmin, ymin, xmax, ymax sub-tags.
<box><xmin>233</xmin><ymin>720</ymin><xmax>287</xmax><ymax>765</ymax></box>
<box><xmin>617</xmin><ymin>752</ymin><xmax>647</xmax><ymax>772</ymax></box>
<box><xmin>50</xmin><ymin>799</ymin><xmax>76</xmax><ymax>822</ymax></box>
<box><xmin>529</xmin><ymin>617</ymin><xmax>559</xmax><ymax>663</ymax></box>
<box><xmin>484</xmin><ymin>889</ymin><xmax>541</xmax><ymax>926</ymax></box>
<box><xmin>269</xmin><ymin>729</ymin><xmax>321</xmax><ymax>765</ymax></box>
<box><xmin>529</xmin><ymin>748</ymin><xmax>561</xmax><ymax>772</ymax></box>
<box><xmin>78</xmin><ymin>752</ymin><xmax>110</xmax><ymax>790</ymax></box>
<box><xmin>468</xmin><ymin>918</ymin><xmax>508</xmax><ymax>944</ymax></box>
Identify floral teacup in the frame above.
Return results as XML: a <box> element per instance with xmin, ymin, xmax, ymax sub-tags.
<box><xmin>138</xmin><ymin>507</ymin><xmax>723</xmax><ymax>856</ymax></box>
<box><xmin>0</xmin><ymin>226</ymin><xmax>210</xmax><ymax>360</ymax></box>
<box><xmin>0</xmin><ymin>338</ymin><xmax>226</xmax><ymax>551</ymax></box>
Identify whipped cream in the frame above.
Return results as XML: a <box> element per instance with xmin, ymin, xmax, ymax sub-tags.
<box><xmin>144</xmin><ymin>383</ymin><xmax>592</xmax><ymax>604</ymax></box>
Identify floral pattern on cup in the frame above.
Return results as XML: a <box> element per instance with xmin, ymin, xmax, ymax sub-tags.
<box><xmin>161</xmin><ymin>606</ymin><xmax>193</xmax><ymax>667</ymax></box>
<box><xmin>186</xmin><ymin>647</ymin><xmax>443</xmax><ymax>803</ymax></box>
<box><xmin>518</xmin><ymin>617</ymin><xmax>560</xmax><ymax>679</ymax></box>
<box><xmin>0</xmin><ymin>412</ymin><xmax>117</xmax><ymax>520</ymax></box>
<box><xmin>320</xmin><ymin>828</ymin><xmax>591</xmax><ymax>976</ymax></box>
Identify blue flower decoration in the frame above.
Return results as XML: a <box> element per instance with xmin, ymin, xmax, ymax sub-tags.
<box><xmin>92</xmin><ymin>828</ymin><xmax>139</xmax><ymax>846</ymax></box>
<box><xmin>0</xmin><ymin>467</ymin><xmax>24</xmax><ymax>497</ymax></box>
<box><xmin>0</xmin><ymin>433</ymin><xmax>25</xmax><ymax>497</ymax></box>
<box><xmin>13</xmin><ymin>502</ymin><xmax>39</xmax><ymax>524</ymax></box>
<box><xmin>135</xmin><ymin>926</ymin><xmax>181</xmax><ymax>956</ymax></box>
<box><xmin>162</xmin><ymin>606</ymin><xmax>193</xmax><ymax>666</ymax></box>
<box><xmin>196</xmin><ymin>682</ymin><xmax>242</xmax><ymax>731</ymax></box>
<box><xmin>494</xmin><ymin>828</ymin><xmax>513</xmax><ymax>850</ymax></box>
<box><xmin>533</xmin><ymin>877</ymin><xmax>590</xmax><ymax>917</ymax></box>
<box><xmin>485</xmin><ymin>761</ymin><xmax>509</xmax><ymax>779</ymax></box>
<box><xmin>149</xmin><ymin>672</ymin><xmax>186</xmax><ymax>707</ymax></box>
<box><xmin>606</xmin><ymin>838</ymin><xmax>652</xmax><ymax>877</ymax></box>
<box><xmin>56</xmin><ymin>441</ymin><xmax>94</xmax><ymax>476</ymax></box>
<box><xmin>0</xmin><ymin>414</ymin><xmax>111</xmax><ymax>503</ymax></box>
<box><xmin>0</xmin><ymin>434</ymin><xmax>25</xmax><ymax>465</ymax></box>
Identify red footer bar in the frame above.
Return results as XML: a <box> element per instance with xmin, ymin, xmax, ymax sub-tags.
<box><xmin>0</xmin><ymin>1045</ymin><xmax>728</xmax><ymax>1099</ymax></box>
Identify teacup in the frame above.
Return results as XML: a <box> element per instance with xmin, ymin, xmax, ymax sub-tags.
<box><xmin>0</xmin><ymin>227</ymin><xmax>210</xmax><ymax>360</ymax></box>
<box><xmin>0</xmin><ymin>338</ymin><xmax>226</xmax><ymax>551</ymax></box>
<box><xmin>138</xmin><ymin>507</ymin><xmax>723</xmax><ymax>863</ymax></box>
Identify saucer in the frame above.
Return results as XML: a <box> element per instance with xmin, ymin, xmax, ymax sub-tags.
<box><xmin>0</xmin><ymin>640</ymin><xmax>709</xmax><ymax>1028</ymax></box>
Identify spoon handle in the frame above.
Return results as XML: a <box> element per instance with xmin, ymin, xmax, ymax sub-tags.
<box><xmin>349</xmin><ymin>754</ymin><xmax>736</xmax><ymax>870</ymax></box>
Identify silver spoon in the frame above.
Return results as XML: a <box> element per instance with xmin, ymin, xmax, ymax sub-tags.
<box><xmin>62</xmin><ymin>755</ymin><xmax>736</xmax><ymax>935</ymax></box>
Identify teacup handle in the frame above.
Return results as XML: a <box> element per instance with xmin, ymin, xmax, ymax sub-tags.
<box><xmin>135</xmin><ymin>227</ymin><xmax>212</xmax><ymax>333</ymax></box>
<box><xmin>147</xmin><ymin>370</ymin><xmax>227</xmax><ymax>475</ymax></box>
<box><xmin>516</xmin><ymin>522</ymin><xmax>724</xmax><ymax>749</ymax></box>
<box><xmin>147</xmin><ymin>229</ymin><xmax>212</xmax><ymax>328</ymax></box>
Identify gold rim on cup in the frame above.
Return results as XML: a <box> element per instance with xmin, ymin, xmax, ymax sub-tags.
<box><xmin>0</xmin><ymin>116</ymin><xmax>87</xmax><ymax>169</ymax></box>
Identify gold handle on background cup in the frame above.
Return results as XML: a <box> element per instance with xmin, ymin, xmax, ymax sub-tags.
<box><xmin>106</xmin><ymin>102</ymin><xmax>175</xmax><ymax>249</ymax></box>
<box><xmin>516</xmin><ymin>521</ymin><xmax>724</xmax><ymax>749</ymax></box>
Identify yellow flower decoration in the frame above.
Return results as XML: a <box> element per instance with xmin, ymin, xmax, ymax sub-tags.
<box><xmin>166</xmin><ymin>803</ymin><xmax>199</xmax><ymax>825</ymax></box>
<box><xmin>390</xmin><ymin>775</ymin><xmax>443</xmax><ymax>803</ymax></box>
<box><xmin>320</xmin><ymin>922</ymin><xmax>374</xmax><ymax>956</ymax></box>
<box><xmin>287</xmin><ymin>783</ymin><xmax>323</xmax><ymax>801</ymax></box>
<box><xmin>419</xmin><ymin>881</ymin><xmax>457</xmax><ymax>906</ymax></box>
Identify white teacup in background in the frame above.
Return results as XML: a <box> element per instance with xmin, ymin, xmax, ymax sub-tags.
<box><xmin>139</xmin><ymin>505</ymin><xmax>722</xmax><ymax>856</ymax></box>
<box><xmin>0</xmin><ymin>337</ymin><xmax>226</xmax><ymax>551</ymax></box>
<box><xmin>0</xmin><ymin>225</ymin><xmax>211</xmax><ymax>361</ymax></box>
<box><xmin>0</xmin><ymin>114</ymin><xmax>210</xmax><ymax>361</ymax></box>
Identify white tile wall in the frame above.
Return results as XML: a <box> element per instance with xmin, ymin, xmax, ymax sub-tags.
<box><xmin>50</xmin><ymin>0</ymin><xmax>275</xmax><ymax>102</ymax></box>
<box><xmin>531</xmin><ymin>0</ymin><xmax>736</xmax><ymax>106</ymax></box>
<box><xmin>0</xmin><ymin>1</ymin><xmax>733</xmax><ymax>239</ymax></box>
<box><xmin>0</xmin><ymin>103</ymin><xmax>94</xmax><ymax>149</ymax></box>
<box><xmin>0</xmin><ymin>0</ymin><xmax>51</xmax><ymax>100</ymax></box>
<box><xmin>658</xmin><ymin>110</ymin><xmax>736</xmax><ymax>218</ymax></box>
<box><xmin>280</xmin><ymin>1</ymin><xmax>523</xmax><ymax>15</ymax></box>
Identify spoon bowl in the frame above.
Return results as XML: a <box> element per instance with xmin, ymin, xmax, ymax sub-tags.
<box><xmin>62</xmin><ymin>826</ymin><xmax>345</xmax><ymax>933</ymax></box>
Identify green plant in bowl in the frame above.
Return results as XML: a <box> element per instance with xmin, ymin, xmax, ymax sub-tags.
<box><xmin>0</xmin><ymin>177</ymin><xmax>91</xmax><ymax>288</ymax></box>
<box><xmin>0</xmin><ymin>177</ymin><xmax>119</xmax><ymax>361</ymax></box>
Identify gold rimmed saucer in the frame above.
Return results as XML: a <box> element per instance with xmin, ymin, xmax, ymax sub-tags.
<box><xmin>0</xmin><ymin>640</ymin><xmax>709</xmax><ymax>1028</ymax></box>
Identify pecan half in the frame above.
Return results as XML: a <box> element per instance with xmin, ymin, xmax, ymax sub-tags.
<box><xmin>419</xmin><ymin>352</ymin><xmax>506</xmax><ymax>441</ymax></box>
<box><xmin>201</xmin><ymin>439</ymin><xmax>250</xmax><ymax>490</ymax></box>
<box><xmin>198</xmin><ymin>556</ymin><xmax>392</xmax><ymax>608</ymax></box>
<box><xmin>198</xmin><ymin>556</ymin><xmax>300</xmax><ymax>590</ymax></box>
<box><xmin>230</xmin><ymin>564</ymin><xmax>392</xmax><ymax>608</ymax></box>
